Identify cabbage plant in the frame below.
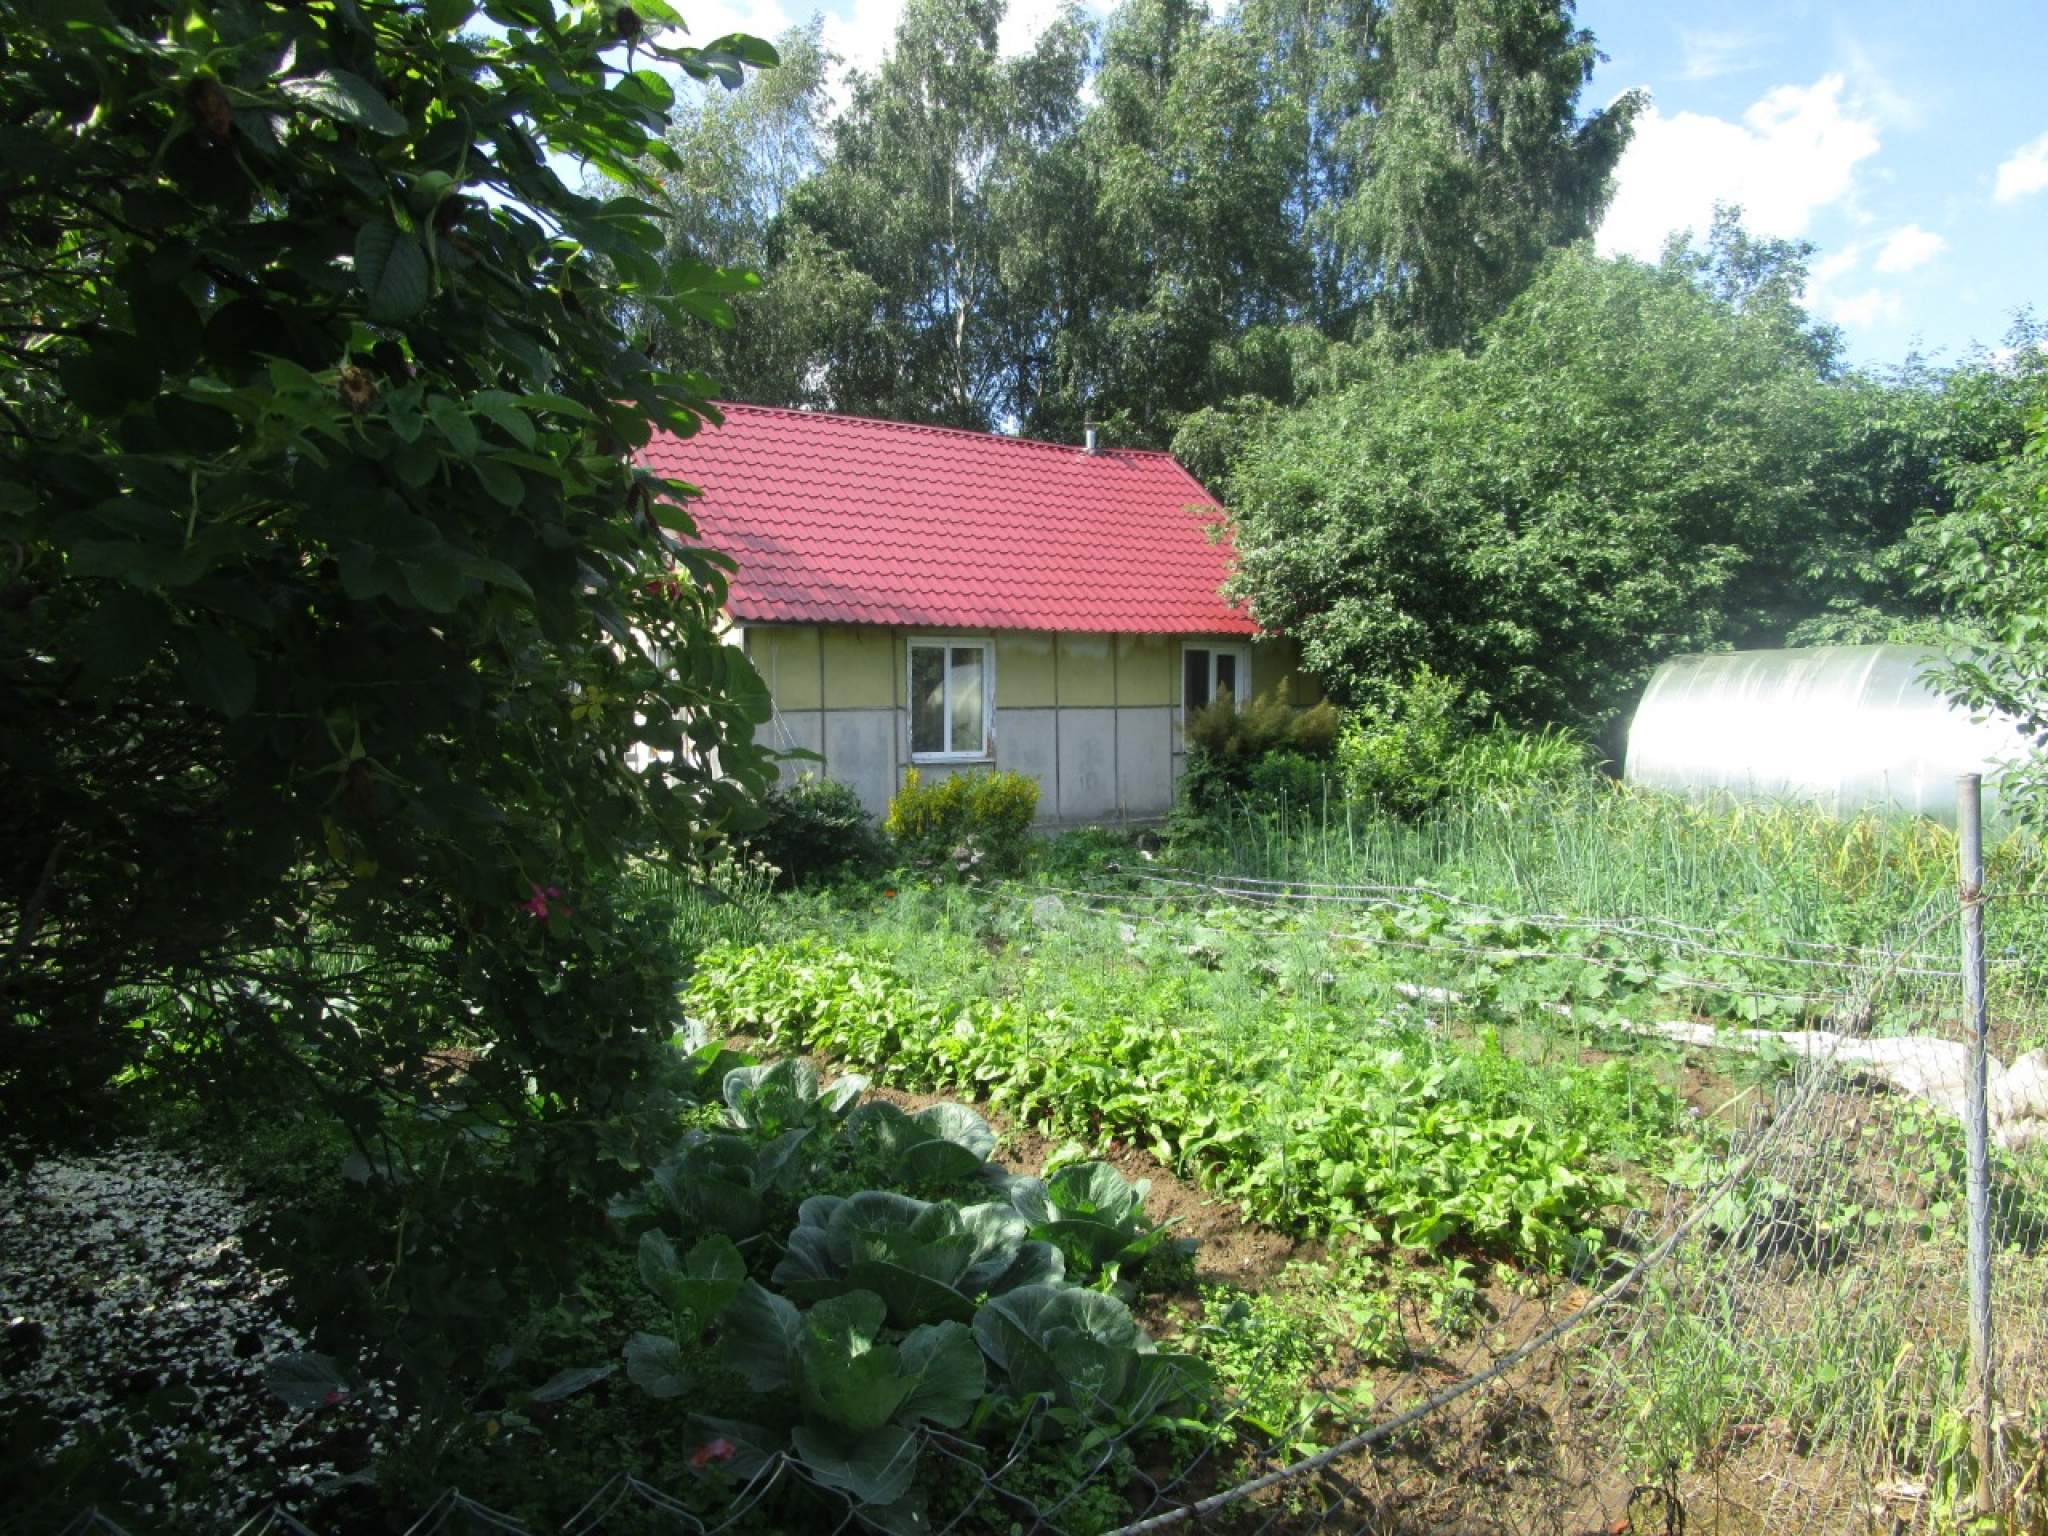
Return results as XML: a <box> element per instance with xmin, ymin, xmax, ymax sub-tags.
<box><xmin>1003</xmin><ymin>1161</ymin><xmax>1187</xmax><ymax>1292</ymax></box>
<box><xmin>773</xmin><ymin>1191</ymin><xmax>1063</xmax><ymax>1326</ymax></box>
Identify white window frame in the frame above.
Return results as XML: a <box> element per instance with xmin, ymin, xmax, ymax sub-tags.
<box><xmin>1181</xmin><ymin>641</ymin><xmax>1252</xmax><ymax>722</ymax></box>
<box><xmin>907</xmin><ymin>636</ymin><xmax>995</xmax><ymax>762</ymax></box>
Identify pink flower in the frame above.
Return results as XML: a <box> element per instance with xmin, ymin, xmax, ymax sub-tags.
<box><xmin>522</xmin><ymin>884</ymin><xmax>551</xmax><ymax>920</ymax></box>
<box><xmin>690</xmin><ymin>1437</ymin><xmax>736</xmax><ymax>1469</ymax></box>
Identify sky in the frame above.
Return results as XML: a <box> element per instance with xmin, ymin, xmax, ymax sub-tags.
<box><xmin>657</xmin><ymin>0</ymin><xmax>2047</xmax><ymax>371</ymax></box>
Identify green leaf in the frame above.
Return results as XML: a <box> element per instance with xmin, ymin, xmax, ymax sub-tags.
<box><xmin>354</xmin><ymin>221</ymin><xmax>430</xmax><ymax>324</ymax></box>
<box><xmin>426</xmin><ymin>395</ymin><xmax>480</xmax><ymax>459</ymax></box>
<box><xmin>424</xmin><ymin>0</ymin><xmax>474</xmax><ymax>32</ymax></box>
<box><xmin>176</xmin><ymin>626</ymin><xmax>257</xmax><ymax>719</ymax></box>
<box><xmin>796</xmin><ymin>1292</ymin><xmax>915</xmax><ymax>1434</ymax></box>
<box><xmin>623</xmin><ymin>1332</ymin><xmax>689</xmax><ymax>1399</ymax></box>
<box><xmin>789</xmin><ymin>1423</ymin><xmax>918</xmax><ymax>1508</ymax></box>
<box><xmin>474</xmin><ymin>456</ymin><xmax>524</xmax><ymax>507</ymax></box>
<box><xmin>530</xmin><ymin>1364</ymin><xmax>613</xmax><ymax>1403</ymax></box>
<box><xmin>281</xmin><ymin>70</ymin><xmax>407</xmax><ymax>135</ymax></box>
<box><xmin>719</xmin><ymin>1281</ymin><xmax>799</xmax><ymax>1393</ymax></box>
<box><xmin>911</xmin><ymin>1104</ymin><xmax>996</xmax><ymax>1161</ymax></box>
<box><xmin>895</xmin><ymin>1321</ymin><xmax>983</xmax><ymax>1430</ymax></box>
<box><xmin>403</xmin><ymin>557</ymin><xmax>467</xmax><ymax>613</ymax></box>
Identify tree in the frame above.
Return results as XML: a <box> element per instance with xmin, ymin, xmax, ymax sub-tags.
<box><xmin>0</xmin><ymin>0</ymin><xmax>775</xmax><ymax>1351</ymax></box>
<box><xmin>1332</xmin><ymin>0</ymin><xmax>1638</xmax><ymax>347</ymax></box>
<box><xmin>791</xmin><ymin>0</ymin><xmax>1094</xmax><ymax>428</ymax></box>
<box><xmin>1924</xmin><ymin>359</ymin><xmax>2048</xmax><ymax>825</ymax></box>
<box><xmin>1218</xmin><ymin>245</ymin><xmax>1901</xmax><ymax>738</ymax></box>
<box><xmin>645</xmin><ymin>21</ymin><xmax>882</xmax><ymax>405</ymax></box>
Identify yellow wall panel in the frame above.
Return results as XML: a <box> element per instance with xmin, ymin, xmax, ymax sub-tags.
<box><xmin>821</xmin><ymin>626</ymin><xmax>897</xmax><ymax>709</ymax></box>
<box><xmin>1115</xmin><ymin>634</ymin><xmax>1172</xmax><ymax>706</ymax></box>
<box><xmin>1252</xmin><ymin>635</ymin><xmax>1318</xmax><ymax>704</ymax></box>
<box><xmin>755</xmin><ymin>626</ymin><xmax>821</xmax><ymax>711</ymax></box>
<box><xmin>1056</xmin><ymin>634</ymin><xmax>1116</xmax><ymax>707</ymax></box>
<box><xmin>996</xmin><ymin>632</ymin><xmax>1057</xmax><ymax>707</ymax></box>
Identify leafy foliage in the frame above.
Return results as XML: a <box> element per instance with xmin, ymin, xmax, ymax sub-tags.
<box><xmin>1221</xmin><ymin>240</ymin><xmax>1965</xmax><ymax>735</ymax></box>
<box><xmin>885</xmin><ymin>768</ymin><xmax>1040</xmax><ymax>874</ymax></box>
<box><xmin>611</xmin><ymin>1054</ymin><xmax>1211</xmax><ymax>1532</ymax></box>
<box><xmin>1181</xmin><ymin>689</ymin><xmax>1340</xmax><ymax>814</ymax></box>
<box><xmin>687</xmin><ymin>937</ymin><xmax>1655</xmax><ymax>1263</ymax></box>
<box><xmin>749</xmin><ymin>775</ymin><xmax>884</xmax><ymax>887</ymax></box>
<box><xmin>0</xmin><ymin>0</ymin><xmax>778</xmax><ymax>1147</ymax></box>
<box><xmin>648</xmin><ymin>0</ymin><xmax>1635</xmax><ymax>444</ymax></box>
<box><xmin>1002</xmin><ymin>1161</ymin><xmax>1187</xmax><ymax>1294</ymax></box>
<box><xmin>1925</xmin><ymin>379</ymin><xmax>2048</xmax><ymax>827</ymax></box>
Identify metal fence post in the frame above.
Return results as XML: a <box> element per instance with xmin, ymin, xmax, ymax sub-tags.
<box><xmin>1958</xmin><ymin>771</ymin><xmax>1996</xmax><ymax>1518</ymax></box>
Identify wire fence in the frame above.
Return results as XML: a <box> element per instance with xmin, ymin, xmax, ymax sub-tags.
<box><xmin>46</xmin><ymin>784</ymin><xmax>2048</xmax><ymax>1536</ymax></box>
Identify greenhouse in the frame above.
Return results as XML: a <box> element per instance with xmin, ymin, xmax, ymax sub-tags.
<box><xmin>1624</xmin><ymin>643</ymin><xmax>2027</xmax><ymax>824</ymax></box>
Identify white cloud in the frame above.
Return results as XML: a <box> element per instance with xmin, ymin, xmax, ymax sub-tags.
<box><xmin>1994</xmin><ymin>131</ymin><xmax>2048</xmax><ymax>204</ymax></box>
<box><xmin>1873</xmin><ymin>223</ymin><xmax>1946</xmax><ymax>273</ymax></box>
<box><xmin>1824</xmin><ymin>287</ymin><xmax>1903</xmax><ymax>328</ymax></box>
<box><xmin>1810</xmin><ymin>243</ymin><xmax>1863</xmax><ymax>285</ymax></box>
<box><xmin>1678</xmin><ymin>27</ymin><xmax>1764</xmax><ymax>81</ymax></box>
<box><xmin>1597</xmin><ymin>74</ymin><xmax>1881</xmax><ymax>261</ymax></box>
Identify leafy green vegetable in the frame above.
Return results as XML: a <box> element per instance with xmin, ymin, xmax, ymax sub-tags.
<box><xmin>638</xmin><ymin>1231</ymin><xmax>746</xmax><ymax>1322</ymax></box>
<box><xmin>1003</xmin><ymin>1161</ymin><xmax>1185</xmax><ymax>1291</ymax></box>
<box><xmin>652</xmin><ymin>1128</ymin><xmax>814</xmax><ymax>1242</ymax></box>
<box><xmin>973</xmin><ymin>1284</ymin><xmax>1211</xmax><ymax>1425</ymax></box>
<box><xmin>773</xmin><ymin>1192</ymin><xmax>1062</xmax><ymax>1326</ymax></box>
<box><xmin>724</xmin><ymin>1058</ymin><xmax>868</xmax><ymax>1135</ymax></box>
<box><xmin>841</xmin><ymin>1099</ymin><xmax>998</xmax><ymax>1187</ymax></box>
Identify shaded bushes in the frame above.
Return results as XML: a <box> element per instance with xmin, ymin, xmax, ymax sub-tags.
<box><xmin>1181</xmin><ymin>689</ymin><xmax>1340</xmax><ymax>813</ymax></box>
<box><xmin>749</xmin><ymin>776</ymin><xmax>882</xmax><ymax>887</ymax></box>
<box><xmin>886</xmin><ymin>768</ymin><xmax>1039</xmax><ymax>875</ymax></box>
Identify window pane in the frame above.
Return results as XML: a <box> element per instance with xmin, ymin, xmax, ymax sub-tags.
<box><xmin>1185</xmin><ymin>648</ymin><xmax>1210</xmax><ymax>713</ymax></box>
<box><xmin>1215</xmin><ymin>651</ymin><xmax>1238</xmax><ymax>705</ymax></box>
<box><xmin>911</xmin><ymin>645</ymin><xmax>945</xmax><ymax>754</ymax></box>
<box><xmin>949</xmin><ymin>646</ymin><xmax>984</xmax><ymax>754</ymax></box>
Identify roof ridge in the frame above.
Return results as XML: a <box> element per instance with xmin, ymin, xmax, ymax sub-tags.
<box><xmin>709</xmin><ymin>401</ymin><xmax>1185</xmax><ymax>461</ymax></box>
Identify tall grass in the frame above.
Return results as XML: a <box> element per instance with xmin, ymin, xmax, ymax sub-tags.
<box><xmin>1185</xmin><ymin>777</ymin><xmax>2046</xmax><ymax>949</ymax></box>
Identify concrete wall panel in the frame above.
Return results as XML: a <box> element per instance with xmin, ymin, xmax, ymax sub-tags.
<box><xmin>1116</xmin><ymin>706</ymin><xmax>1173</xmax><ymax>818</ymax></box>
<box><xmin>1056</xmin><ymin>709</ymin><xmax>1117</xmax><ymax>822</ymax></box>
<box><xmin>767</xmin><ymin>709</ymin><xmax>824</xmax><ymax>786</ymax></box>
<box><xmin>824</xmin><ymin>708</ymin><xmax>900</xmax><ymax>817</ymax></box>
<box><xmin>996</xmin><ymin>707</ymin><xmax>1059</xmax><ymax>822</ymax></box>
<box><xmin>1056</xmin><ymin>634</ymin><xmax>1115</xmax><ymax>707</ymax></box>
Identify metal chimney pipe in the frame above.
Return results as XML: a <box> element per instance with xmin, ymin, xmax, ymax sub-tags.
<box><xmin>1084</xmin><ymin>422</ymin><xmax>1099</xmax><ymax>454</ymax></box>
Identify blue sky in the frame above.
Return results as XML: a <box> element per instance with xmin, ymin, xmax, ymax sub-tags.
<box><xmin>1578</xmin><ymin>1</ymin><xmax>2047</xmax><ymax>369</ymax></box>
<box><xmin>663</xmin><ymin>0</ymin><xmax>2046</xmax><ymax>370</ymax></box>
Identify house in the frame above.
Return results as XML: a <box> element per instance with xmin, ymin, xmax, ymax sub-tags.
<box><xmin>639</xmin><ymin>405</ymin><xmax>1317</xmax><ymax>823</ymax></box>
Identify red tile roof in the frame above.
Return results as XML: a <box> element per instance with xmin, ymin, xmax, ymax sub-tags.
<box><xmin>638</xmin><ymin>403</ymin><xmax>1254</xmax><ymax>634</ymax></box>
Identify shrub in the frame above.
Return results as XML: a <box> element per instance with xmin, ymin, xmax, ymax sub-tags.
<box><xmin>1334</xmin><ymin>667</ymin><xmax>1468</xmax><ymax>816</ymax></box>
<box><xmin>1245</xmin><ymin>751</ymin><xmax>1335</xmax><ymax>814</ymax></box>
<box><xmin>750</xmin><ymin>776</ymin><xmax>882</xmax><ymax>887</ymax></box>
<box><xmin>1182</xmin><ymin>689</ymin><xmax>1340</xmax><ymax>813</ymax></box>
<box><xmin>885</xmin><ymin>769</ymin><xmax>1040</xmax><ymax>875</ymax></box>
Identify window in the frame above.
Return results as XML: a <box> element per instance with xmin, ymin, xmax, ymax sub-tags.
<box><xmin>909</xmin><ymin>638</ymin><xmax>992</xmax><ymax>759</ymax></box>
<box><xmin>1183</xmin><ymin>643</ymin><xmax>1251</xmax><ymax>717</ymax></box>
